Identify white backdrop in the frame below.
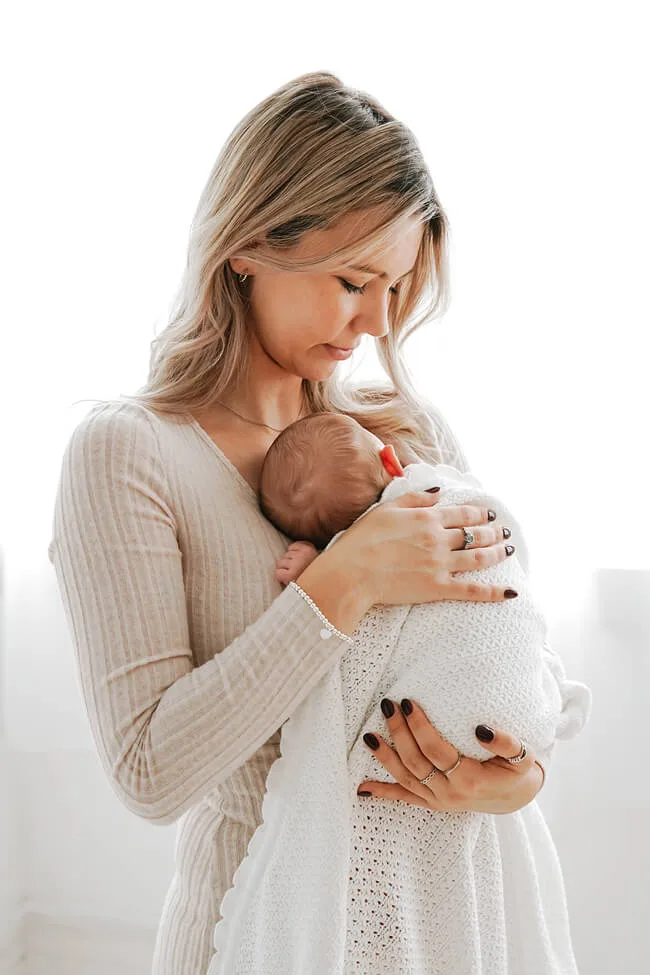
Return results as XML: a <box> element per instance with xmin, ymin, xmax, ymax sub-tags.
<box><xmin>2</xmin><ymin>2</ymin><xmax>649</xmax><ymax>972</ymax></box>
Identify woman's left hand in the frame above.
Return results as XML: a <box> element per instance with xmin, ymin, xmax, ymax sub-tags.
<box><xmin>357</xmin><ymin>698</ymin><xmax>544</xmax><ymax>814</ymax></box>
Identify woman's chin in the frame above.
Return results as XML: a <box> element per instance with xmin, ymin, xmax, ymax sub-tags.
<box><xmin>298</xmin><ymin>356</ymin><xmax>339</xmax><ymax>381</ymax></box>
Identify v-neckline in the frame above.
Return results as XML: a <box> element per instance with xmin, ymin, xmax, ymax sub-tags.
<box><xmin>186</xmin><ymin>414</ymin><xmax>259</xmax><ymax>504</ymax></box>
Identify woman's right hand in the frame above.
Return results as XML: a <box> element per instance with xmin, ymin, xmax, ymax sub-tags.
<box><xmin>330</xmin><ymin>489</ymin><xmax>516</xmax><ymax>607</ymax></box>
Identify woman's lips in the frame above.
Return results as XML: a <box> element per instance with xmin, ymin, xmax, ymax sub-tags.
<box><xmin>323</xmin><ymin>344</ymin><xmax>354</xmax><ymax>359</ymax></box>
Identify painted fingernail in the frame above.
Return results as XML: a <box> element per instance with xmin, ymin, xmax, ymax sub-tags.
<box><xmin>380</xmin><ymin>698</ymin><xmax>395</xmax><ymax>718</ymax></box>
<box><xmin>400</xmin><ymin>698</ymin><xmax>413</xmax><ymax>716</ymax></box>
<box><xmin>426</xmin><ymin>486</ymin><xmax>440</xmax><ymax>493</ymax></box>
<box><xmin>357</xmin><ymin>789</ymin><xmax>372</xmax><ymax>797</ymax></box>
<box><xmin>475</xmin><ymin>724</ymin><xmax>495</xmax><ymax>742</ymax></box>
<box><xmin>505</xmin><ymin>545</ymin><xmax>515</xmax><ymax>556</ymax></box>
<box><xmin>503</xmin><ymin>527</ymin><xmax>512</xmax><ymax>539</ymax></box>
<box><xmin>504</xmin><ymin>589</ymin><xmax>519</xmax><ymax>599</ymax></box>
<box><xmin>363</xmin><ymin>732</ymin><xmax>380</xmax><ymax>750</ymax></box>
<box><xmin>488</xmin><ymin>509</ymin><xmax>497</xmax><ymax>521</ymax></box>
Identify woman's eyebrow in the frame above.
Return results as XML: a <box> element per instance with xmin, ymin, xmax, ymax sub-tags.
<box><xmin>348</xmin><ymin>263</ymin><xmax>416</xmax><ymax>280</ymax></box>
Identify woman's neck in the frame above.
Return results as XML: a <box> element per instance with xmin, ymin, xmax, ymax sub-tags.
<box><xmin>215</xmin><ymin>383</ymin><xmax>308</xmax><ymax>431</ymax></box>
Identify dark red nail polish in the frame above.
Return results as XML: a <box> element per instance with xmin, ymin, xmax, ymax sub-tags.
<box><xmin>363</xmin><ymin>732</ymin><xmax>380</xmax><ymax>750</ymax></box>
<box><xmin>357</xmin><ymin>790</ymin><xmax>372</xmax><ymax>797</ymax></box>
<box><xmin>504</xmin><ymin>589</ymin><xmax>519</xmax><ymax>599</ymax></box>
<box><xmin>400</xmin><ymin>698</ymin><xmax>413</xmax><ymax>716</ymax></box>
<box><xmin>475</xmin><ymin>724</ymin><xmax>494</xmax><ymax>742</ymax></box>
<box><xmin>380</xmin><ymin>698</ymin><xmax>395</xmax><ymax>718</ymax></box>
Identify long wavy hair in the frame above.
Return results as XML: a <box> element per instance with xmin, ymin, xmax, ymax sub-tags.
<box><xmin>110</xmin><ymin>71</ymin><xmax>463</xmax><ymax>466</ymax></box>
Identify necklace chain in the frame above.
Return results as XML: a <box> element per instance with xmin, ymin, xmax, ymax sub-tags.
<box><xmin>216</xmin><ymin>399</ymin><xmax>307</xmax><ymax>434</ymax></box>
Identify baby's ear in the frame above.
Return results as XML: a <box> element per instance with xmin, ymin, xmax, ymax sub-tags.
<box><xmin>379</xmin><ymin>444</ymin><xmax>405</xmax><ymax>477</ymax></box>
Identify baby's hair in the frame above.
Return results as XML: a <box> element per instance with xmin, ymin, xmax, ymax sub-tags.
<box><xmin>259</xmin><ymin>413</ymin><xmax>386</xmax><ymax>550</ymax></box>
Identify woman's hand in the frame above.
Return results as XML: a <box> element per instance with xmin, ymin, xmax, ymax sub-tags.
<box><xmin>357</xmin><ymin>698</ymin><xmax>544</xmax><ymax>814</ymax></box>
<box><xmin>331</xmin><ymin>490</ymin><xmax>517</xmax><ymax>609</ymax></box>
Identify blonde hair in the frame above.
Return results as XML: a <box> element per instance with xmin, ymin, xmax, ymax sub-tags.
<box><xmin>259</xmin><ymin>412</ymin><xmax>386</xmax><ymax>549</ymax></box>
<box><xmin>89</xmin><ymin>71</ymin><xmax>464</xmax><ymax>467</ymax></box>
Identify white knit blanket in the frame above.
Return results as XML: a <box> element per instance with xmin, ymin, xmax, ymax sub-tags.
<box><xmin>207</xmin><ymin>463</ymin><xmax>592</xmax><ymax>975</ymax></box>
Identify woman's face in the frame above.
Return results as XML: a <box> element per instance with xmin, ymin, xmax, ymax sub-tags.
<box><xmin>230</xmin><ymin>207</ymin><xmax>424</xmax><ymax>382</ymax></box>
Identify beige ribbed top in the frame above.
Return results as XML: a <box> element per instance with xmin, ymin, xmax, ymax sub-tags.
<box><xmin>47</xmin><ymin>398</ymin><xmax>469</xmax><ymax>974</ymax></box>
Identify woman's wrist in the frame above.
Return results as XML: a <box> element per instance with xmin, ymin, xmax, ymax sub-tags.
<box><xmin>294</xmin><ymin>547</ymin><xmax>373</xmax><ymax>638</ymax></box>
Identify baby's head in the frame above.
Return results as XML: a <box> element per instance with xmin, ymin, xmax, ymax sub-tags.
<box><xmin>259</xmin><ymin>413</ymin><xmax>405</xmax><ymax>549</ymax></box>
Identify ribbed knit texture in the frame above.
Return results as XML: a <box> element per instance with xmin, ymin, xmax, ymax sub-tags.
<box><xmin>47</xmin><ymin>398</ymin><xmax>470</xmax><ymax>974</ymax></box>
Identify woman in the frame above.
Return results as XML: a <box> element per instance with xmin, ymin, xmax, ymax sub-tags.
<box><xmin>49</xmin><ymin>72</ymin><xmax>560</xmax><ymax>973</ymax></box>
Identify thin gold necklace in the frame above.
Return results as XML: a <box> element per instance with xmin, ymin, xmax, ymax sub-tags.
<box><xmin>216</xmin><ymin>399</ymin><xmax>308</xmax><ymax>434</ymax></box>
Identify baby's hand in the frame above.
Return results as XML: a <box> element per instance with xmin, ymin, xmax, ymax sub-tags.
<box><xmin>275</xmin><ymin>541</ymin><xmax>320</xmax><ymax>586</ymax></box>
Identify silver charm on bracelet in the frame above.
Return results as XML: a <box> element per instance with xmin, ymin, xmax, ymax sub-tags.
<box><xmin>288</xmin><ymin>581</ymin><xmax>354</xmax><ymax>644</ymax></box>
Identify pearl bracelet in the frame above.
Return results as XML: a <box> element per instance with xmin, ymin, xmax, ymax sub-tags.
<box><xmin>288</xmin><ymin>581</ymin><xmax>354</xmax><ymax>644</ymax></box>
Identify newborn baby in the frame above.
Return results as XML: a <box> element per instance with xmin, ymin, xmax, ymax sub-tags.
<box><xmin>258</xmin><ymin>410</ymin><xmax>589</xmax><ymax>764</ymax></box>
<box><xmin>224</xmin><ymin>410</ymin><xmax>593</xmax><ymax>973</ymax></box>
<box><xmin>261</xmin><ymin>411</ymin><xmax>423</xmax><ymax>584</ymax></box>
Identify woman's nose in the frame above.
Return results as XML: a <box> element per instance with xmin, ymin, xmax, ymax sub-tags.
<box><xmin>359</xmin><ymin>302</ymin><xmax>391</xmax><ymax>340</ymax></box>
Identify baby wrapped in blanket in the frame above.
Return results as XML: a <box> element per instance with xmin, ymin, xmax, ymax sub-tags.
<box><xmin>207</xmin><ymin>412</ymin><xmax>592</xmax><ymax>975</ymax></box>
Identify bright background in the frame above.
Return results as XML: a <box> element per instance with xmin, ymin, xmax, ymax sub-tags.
<box><xmin>1</xmin><ymin>2</ymin><xmax>648</xmax><ymax>972</ymax></box>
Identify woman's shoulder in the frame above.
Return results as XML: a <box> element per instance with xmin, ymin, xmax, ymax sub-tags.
<box><xmin>60</xmin><ymin>399</ymin><xmax>179</xmax><ymax>477</ymax></box>
<box><xmin>67</xmin><ymin>398</ymin><xmax>189</xmax><ymax>449</ymax></box>
<box><xmin>54</xmin><ymin>400</ymin><xmax>185</xmax><ymax>536</ymax></box>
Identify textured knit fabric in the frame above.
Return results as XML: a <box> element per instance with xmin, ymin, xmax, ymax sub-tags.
<box><xmin>47</xmin><ymin>398</ymin><xmax>472</xmax><ymax>974</ymax></box>
<box><xmin>207</xmin><ymin>462</ymin><xmax>591</xmax><ymax>974</ymax></box>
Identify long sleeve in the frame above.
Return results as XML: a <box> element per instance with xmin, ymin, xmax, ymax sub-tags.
<box><xmin>48</xmin><ymin>406</ymin><xmax>352</xmax><ymax>827</ymax></box>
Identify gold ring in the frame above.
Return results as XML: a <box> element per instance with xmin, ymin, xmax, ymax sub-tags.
<box><xmin>440</xmin><ymin>754</ymin><xmax>463</xmax><ymax>776</ymax></box>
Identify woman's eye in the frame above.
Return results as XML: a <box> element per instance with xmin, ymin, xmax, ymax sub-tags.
<box><xmin>338</xmin><ymin>278</ymin><xmax>401</xmax><ymax>296</ymax></box>
<box><xmin>338</xmin><ymin>278</ymin><xmax>365</xmax><ymax>295</ymax></box>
